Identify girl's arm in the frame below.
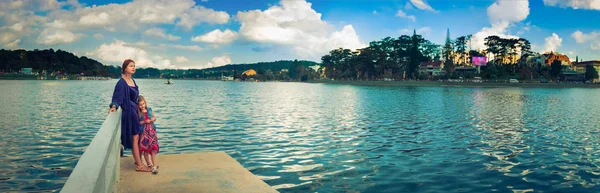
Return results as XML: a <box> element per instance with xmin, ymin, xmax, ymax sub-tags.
<box><xmin>149</xmin><ymin>108</ymin><xmax>157</xmax><ymax>122</ymax></box>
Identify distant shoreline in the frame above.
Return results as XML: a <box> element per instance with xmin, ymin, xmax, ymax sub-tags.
<box><xmin>3</xmin><ymin>76</ymin><xmax>599</xmax><ymax>88</ymax></box>
<box><xmin>308</xmin><ymin>80</ymin><xmax>600</xmax><ymax>88</ymax></box>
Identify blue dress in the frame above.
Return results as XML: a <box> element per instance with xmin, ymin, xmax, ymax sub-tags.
<box><xmin>109</xmin><ymin>78</ymin><xmax>141</xmax><ymax>150</ymax></box>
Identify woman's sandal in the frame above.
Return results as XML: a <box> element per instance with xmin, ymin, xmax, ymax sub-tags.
<box><xmin>135</xmin><ymin>165</ymin><xmax>152</xmax><ymax>172</ymax></box>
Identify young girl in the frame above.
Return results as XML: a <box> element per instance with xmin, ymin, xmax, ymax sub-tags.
<box><xmin>137</xmin><ymin>95</ymin><xmax>160</xmax><ymax>174</ymax></box>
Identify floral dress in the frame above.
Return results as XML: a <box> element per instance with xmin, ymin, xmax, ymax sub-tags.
<box><xmin>139</xmin><ymin>108</ymin><xmax>159</xmax><ymax>154</ymax></box>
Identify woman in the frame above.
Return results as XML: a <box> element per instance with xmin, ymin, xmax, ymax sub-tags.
<box><xmin>108</xmin><ymin>59</ymin><xmax>151</xmax><ymax>172</ymax></box>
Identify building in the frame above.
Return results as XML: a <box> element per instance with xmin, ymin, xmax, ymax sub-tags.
<box><xmin>523</xmin><ymin>53</ymin><xmax>544</xmax><ymax>67</ymax></box>
<box><xmin>454</xmin><ymin>66</ymin><xmax>477</xmax><ymax>75</ymax></box>
<box><xmin>20</xmin><ymin>68</ymin><xmax>32</xmax><ymax>75</ymax></box>
<box><xmin>419</xmin><ymin>61</ymin><xmax>444</xmax><ymax>77</ymax></box>
<box><xmin>543</xmin><ymin>51</ymin><xmax>571</xmax><ymax>66</ymax></box>
<box><xmin>561</xmin><ymin>70</ymin><xmax>585</xmax><ymax>82</ymax></box>
<box><xmin>573</xmin><ymin>60</ymin><xmax>600</xmax><ymax>82</ymax></box>
<box><xmin>241</xmin><ymin>69</ymin><xmax>257</xmax><ymax>76</ymax></box>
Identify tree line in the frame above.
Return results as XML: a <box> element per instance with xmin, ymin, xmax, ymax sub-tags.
<box><xmin>0</xmin><ymin>49</ymin><xmax>110</xmax><ymax>76</ymax></box>
<box><xmin>0</xmin><ymin>48</ymin><xmax>320</xmax><ymax>81</ymax></box>
<box><xmin>320</xmin><ymin>30</ymin><xmax>598</xmax><ymax>81</ymax></box>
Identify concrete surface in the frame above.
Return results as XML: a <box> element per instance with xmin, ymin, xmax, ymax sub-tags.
<box><xmin>118</xmin><ymin>151</ymin><xmax>279</xmax><ymax>193</ymax></box>
<box><xmin>61</xmin><ymin>110</ymin><xmax>121</xmax><ymax>193</ymax></box>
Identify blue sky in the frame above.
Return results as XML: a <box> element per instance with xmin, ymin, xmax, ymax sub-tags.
<box><xmin>0</xmin><ymin>0</ymin><xmax>599</xmax><ymax>69</ymax></box>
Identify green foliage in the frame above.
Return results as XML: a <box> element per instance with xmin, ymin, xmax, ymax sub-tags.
<box><xmin>585</xmin><ymin>65</ymin><xmax>599</xmax><ymax>81</ymax></box>
<box><xmin>0</xmin><ymin>49</ymin><xmax>109</xmax><ymax>76</ymax></box>
<box><xmin>550</xmin><ymin>60</ymin><xmax>562</xmax><ymax>79</ymax></box>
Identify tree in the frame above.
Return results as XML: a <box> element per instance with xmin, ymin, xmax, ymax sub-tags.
<box><xmin>550</xmin><ymin>60</ymin><xmax>562</xmax><ymax>79</ymax></box>
<box><xmin>421</xmin><ymin>41</ymin><xmax>441</xmax><ymax>61</ymax></box>
<box><xmin>407</xmin><ymin>30</ymin><xmax>426</xmax><ymax>78</ymax></box>
<box><xmin>585</xmin><ymin>65</ymin><xmax>599</xmax><ymax>81</ymax></box>
<box><xmin>518</xmin><ymin>66</ymin><xmax>533</xmax><ymax>80</ymax></box>
<box><xmin>443</xmin><ymin>29</ymin><xmax>454</xmax><ymax>73</ymax></box>
<box><xmin>454</xmin><ymin>36</ymin><xmax>467</xmax><ymax>66</ymax></box>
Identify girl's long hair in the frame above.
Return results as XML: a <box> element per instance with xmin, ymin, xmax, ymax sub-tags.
<box><xmin>138</xmin><ymin>95</ymin><xmax>147</xmax><ymax>120</ymax></box>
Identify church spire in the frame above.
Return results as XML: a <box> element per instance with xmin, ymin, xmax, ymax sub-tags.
<box><xmin>445</xmin><ymin>28</ymin><xmax>451</xmax><ymax>45</ymax></box>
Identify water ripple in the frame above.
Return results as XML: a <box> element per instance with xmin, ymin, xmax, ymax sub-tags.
<box><xmin>3</xmin><ymin>80</ymin><xmax>600</xmax><ymax>192</ymax></box>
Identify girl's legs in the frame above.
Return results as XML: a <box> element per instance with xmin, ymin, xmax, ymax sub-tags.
<box><xmin>144</xmin><ymin>151</ymin><xmax>151</xmax><ymax>166</ymax></box>
<box><xmin>132</xmin><ymin>134</ymin><xmax>148</xmax><ymax>171</ymax></box>
<box><xmin>151</xmin><ymin>151</ymin><xmax>158</xmax><ymax>167</ymax></box>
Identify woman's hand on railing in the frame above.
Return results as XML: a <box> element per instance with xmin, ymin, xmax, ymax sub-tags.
<box><xmin>108</xmin><ymin>106</ymin><xmax>116</xmax><ymax>114</ymax></box>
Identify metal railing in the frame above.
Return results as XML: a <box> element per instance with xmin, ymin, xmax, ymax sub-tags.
<box><xmin>61</xmin><ymin>110</ymin><xmax>122</xmax><ymax>193</ymax></box>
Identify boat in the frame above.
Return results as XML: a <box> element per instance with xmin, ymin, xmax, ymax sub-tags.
<box><xmin>165</xmin><ymin>78</ymin><xmax>174</xmax><ymax>84</ymax></box>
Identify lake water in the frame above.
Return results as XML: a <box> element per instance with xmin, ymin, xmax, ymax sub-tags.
<box><xmin>2</xmin><ymin>79</ymin><xmax>600</xmax><ymax>193</ymax></box>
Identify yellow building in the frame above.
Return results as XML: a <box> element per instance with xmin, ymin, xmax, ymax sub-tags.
<box><xmin>573</xmin><ymin>60</ymin><xmax>600</xmax><ymax>82</ymax></box>
<box><xmin>241</xmin><ymin>69</ymin><xmax>257</xmax><ymax>76</ymax></box>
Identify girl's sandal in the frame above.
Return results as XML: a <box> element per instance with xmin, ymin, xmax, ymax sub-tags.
<box><xmin>151</xmin><ymin>166</ymin><xmax>158</xmax><ymax>174</ymax></box>
<box><xmin>136</xmin><ymin>165</ymin><xmax>152</xmax><ymax>172</ymax></box>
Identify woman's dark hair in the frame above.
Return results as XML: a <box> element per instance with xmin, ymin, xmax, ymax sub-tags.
<box><xmin>121</xmin><ymin>59</ymin><xmax>135</xmax><ymax>74</ymax></box>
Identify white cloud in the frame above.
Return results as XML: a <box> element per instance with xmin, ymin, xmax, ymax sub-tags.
<box><xmin>124</xmin><ymin>41</ymin><xmax>203</xmax><ymax>52</ymax></box>
<box><xmin>396</xmin><ymin>10</ymin><xmax>416</xmax><ymax>22</ymax></box>
<box><xmin>571</xmin><ymin>30</ymin><xmax>600</xmax><ymax>50</ymax></box>
<box><xmin>5</xmin><ymin>39</ymin><xmax>21</xmax><ymax>49</ymax></box>
<box><xmin>192</xmin><ymin>29</ymin><xmax>237</xmax><ymax>44</ymax></box>
<box><xmin>542</xmin><ymin>33</ymin><xmax>562</xmax><ymax>53</ymax></box>
<box><xmin>410</xmin><ymin>0</ymin><xmax>437</xmax><ymax>12</ymax></box>
<box><xmin>0</xmin><ymin>32</ymin><xmax>19</xmax><ymax>46</ymax></box>
<box><xmin>94</xmin><ymin>33</ymin><xmax>103</xmax><ymax>39</ymax></box>
<box><xmin>566</xmin><ymin>51</ymin><xmax>577</xmax><ymax>61</ymax></box>
<box><xmin>517</xmin><ymin>22</ymin><xmax>533</xmax><ymax>36</ymax></box>
<box><xmin>543</xmin><ymin>0</ymin><xmax>600</xmax><ymax>10</ymax></box>
<box><xmin>79</xmin><ymin>12</ymin><xmax>111</xmax><ymax>26</ymax></box>
<box><xmin>175</xmin><ymin>56</ymin><xmax>189</xmax><ymax>63</ymax></box>
<box><xmin>144</xmin><ymin>27</ymin><xmax>181</xmax><ymax>41</ymax></box>
<box><xmin>38</xmin><ymin>0</ymin><xmax>228</xmax><ymax>32</ymax></box>
<box><xmin>176</xmin><ymin>5</ymin><xmax>230</xmax><ymax>30</ymax></box>
<box><xmin>206</xmin><ymin>55</ymin><xmax>231</xmax><ymax>68</ymax></box>
<box><xmin>405</xmin><ymin>2</ymin><xmax>414</xmax><ymax>10</ymax></box>
<box><xmin>36</xmin><ymin>28</ymin><xmax>83</xmax><ymax>45</ymax></box>
<box><xmin>87</xmin><ymin>40</ymin><xmax>174</xmax><ymax>68</ymax></box>
<box><xmin>372</xmin><ymin>10</ymin><xmax>378</xmax><ymax>15</ymax></box>
<box><xmin>9</xmin><ymin>23</ymin><xmax>24</xmax><ymax>32</ymax></box>
<box><xmin>470</xmin><ymin>0</ymin><xmax>530</xmax><ymax>50</ymax></box>
<box><xmin>39</xmin><ymin>0</ymin><xmax>61</xmax><ymax>11</ymax></box>
<box><xmin>172</xmin><ymin>44</ymin><xmax>203</xmax><ymax>51</ymax></box>
<box><xmin>236</xmin><ymin>0</ymin><xmax>366</xmax><ymax>59</ymax></box>
<box><xmin>487</xmin><ymin>0</ymin><xmax>530</xmax><ymax>25</ymax></box>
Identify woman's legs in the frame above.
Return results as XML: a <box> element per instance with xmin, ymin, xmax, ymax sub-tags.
<box><xmin>132</xmin><ymin>134</ymin><xmax>146</xmax><ymax>170</ymax></box>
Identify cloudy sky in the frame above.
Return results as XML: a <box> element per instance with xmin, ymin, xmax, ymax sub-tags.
<box><xmin>1</xmin><ymin>0</ymin><xmax>599</xmax><ymax>69</ymax></box>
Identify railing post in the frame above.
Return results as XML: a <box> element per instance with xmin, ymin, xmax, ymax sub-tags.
<box><xmin>60</xmin><ymin>110</ymin><xmax>122</xmax><ymax>193</ymax></box>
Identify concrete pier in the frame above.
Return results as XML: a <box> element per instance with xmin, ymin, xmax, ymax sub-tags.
<box><xmin>118</xmin><ymin>152</ymin><xmax>279</xmax><ymax>193</ymax></box>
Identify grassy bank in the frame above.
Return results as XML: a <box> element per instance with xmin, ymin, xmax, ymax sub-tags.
<box><xmin>308</xmin><ymin>80</ymin><xmax>600</xmax><ymax>88</ymax></box>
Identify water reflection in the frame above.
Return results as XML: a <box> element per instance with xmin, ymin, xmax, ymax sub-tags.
<box><xmin>3</xmin><ymin>80</ymin><xmax>600</xmax><ymax>193</ymax></box>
